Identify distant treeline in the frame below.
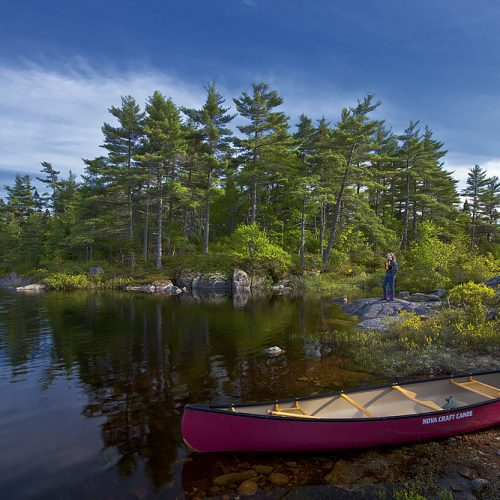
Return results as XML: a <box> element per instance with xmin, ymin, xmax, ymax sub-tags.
<box><xmin>0</xmin><ymin>82</ymin><xmax>498</xmax><ymax>274</ymax></box>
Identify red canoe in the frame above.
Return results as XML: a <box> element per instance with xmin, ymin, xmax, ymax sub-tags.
<box><xmin>182</xmin><ymin>370</ymin><xmax>500</xmax><ymax>452</ymax></box>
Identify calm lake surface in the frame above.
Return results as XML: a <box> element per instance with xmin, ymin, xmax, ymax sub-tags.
<box><xmin>0</xmin><ymin>289</ymin><xmax>381</xmax><ymax>499</ymax></box>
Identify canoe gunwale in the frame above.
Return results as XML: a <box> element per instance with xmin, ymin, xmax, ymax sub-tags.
<box><xmin>184</xmin><ymin>368</ymin><xmax>500</xmax><ymax>423</ymax></box>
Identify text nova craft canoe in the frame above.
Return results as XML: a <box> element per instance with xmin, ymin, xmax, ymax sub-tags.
<box><xmin>181</xmin><ymin>370</ymin><xmax>500</xmax><ymax>452</ymax></box>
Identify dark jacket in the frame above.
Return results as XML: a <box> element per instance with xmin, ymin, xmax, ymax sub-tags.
<box><xmin>385</xmin><ymin>260</ymin><xmax>398</xmax><ymax>277</ymax></box>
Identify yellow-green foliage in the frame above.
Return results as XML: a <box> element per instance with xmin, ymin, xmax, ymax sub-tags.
<box><xmin>44</xmin><ymin>273</ymin><xmax>92</xmax><ymax>290</ymax></box>
<box><xmin>229</xmin><ymin>224</ymin><xmax>292</xmax><ymax>276</ymax></box>
<box><xmin>43</xmin><ymin>273</ymin><xmax>133</xmax><ymax>290</ymax></box>
<box><xmin>448</xmin><ymin>282</ymin><xmax>497</xmax><ymax>307</ymax></box>
<box><xmin>399</xmin><ymin>223</ymin><xmax>499</xmax><ymax>292</ymax></box>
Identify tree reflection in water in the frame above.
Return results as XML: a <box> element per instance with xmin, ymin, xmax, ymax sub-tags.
<box><xmin>0</xmin><ymin>289</ymin><xmax>373</xmax><ymax>497</ymax></box>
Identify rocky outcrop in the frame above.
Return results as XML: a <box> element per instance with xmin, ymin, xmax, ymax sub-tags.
<box><xmin>344</xmin><ymin>298</ymin><xmax>441</xmax><ymax>320</ymax></box>
<box><xmin>232</xmin><ymin>269</ymin><xmax>251</xmax><ymax>293</ymax></box>
<box><xmin>16</xmin><ymin>283</ymin><xmax>47</xmax><ymax>292</ymax></box>
<box><xmin>0</xmin><ymin>272</ymin><xmax>32</xmax><ymax>288</ymax></box>
<box><xmin>343</xmin><ymin>298</ymin><xmax>441</xmax><ymax>331</ymax></box>
<box><xmin>177</xmin><ymin>270</ymin><xmax>199</xmax><ymax>289</ymax></box>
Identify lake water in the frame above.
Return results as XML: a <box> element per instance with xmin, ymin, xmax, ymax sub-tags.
<box><xmin>0</xmin><ymin>289</ymin><xmax>380</xmax><ymax>499</ymax></box>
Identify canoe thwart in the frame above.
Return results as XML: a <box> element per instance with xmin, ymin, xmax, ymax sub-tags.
<box><xmin>451</xmin><ymin>377</ymin><xmax>500</xmax><ymax>399</ymax></box>
<box><xmin>392</xmin><ymin>385</ymin><xmax>443</xmax><ymax>411</ymax></box>
<box><xmin>267</xmin><ymin>400</ymin><xmax>318</xmax><ymax>419</ymax></box>
<box><xmin>340</xmin><ymin>392</ymin><xmax>375</xmax><ymax>417</ymax></box>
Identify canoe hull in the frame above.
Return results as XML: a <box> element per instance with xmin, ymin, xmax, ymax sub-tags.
<box><xmin>182</xmin><ymin>400</ymin><xmax>500</xmax><ymax>453</ymax></box>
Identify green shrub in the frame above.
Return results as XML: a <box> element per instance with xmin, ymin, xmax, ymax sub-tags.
<box><xmin>44</xmin><ymin>273</ymin><xmax>92</xmax><ymax>290</ymax></box>
<box><xmin>229</xmin><ymin>224</ymin><xmax>292</xmax><ymax>277</ymax></box>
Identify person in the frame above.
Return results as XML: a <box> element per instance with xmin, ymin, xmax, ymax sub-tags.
<box><xmin>382</xmin><ymin>252</ymin><xmax>398</xmax><ymax>301</ymax></box>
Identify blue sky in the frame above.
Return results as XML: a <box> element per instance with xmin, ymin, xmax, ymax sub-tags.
<box><xmin>1</xmin><ymin>0</ymin><xmax>500</xmax><ymax>194</ymax></box>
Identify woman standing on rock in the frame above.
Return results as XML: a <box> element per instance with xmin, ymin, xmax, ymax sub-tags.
<box><xmin>382</xmin><ymin>252</ymin><xmax>398</xmax><ymax>301</ymax></box>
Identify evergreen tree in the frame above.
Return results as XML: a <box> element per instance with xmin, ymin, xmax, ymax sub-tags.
<box><xmin>462</xmin><ymin>165</ymin><xmax>488</xmax><ymax>247</ymax></box>
<box><xmin>233</xmin><ymin>83</ymin><xmax>290</xmax><ymax>224</ymax></box>
<box><xmin>140</xmin><ymin>92</ymin><xmax>186</xmax><ymax>269</ymax></box>
<box><xmin>322</xmin><ymin>94</ymin><xmax>381</xmax><ymax>269</ymax></box>
<box><xmin>182</xmin><ymin>82</ymin><xmax>234</xmax><ymax>254</ymax></box>
<box><xmin>101</xmin><ymin>95</ymin><xmax>145</xmax><ymax>268</ymax></box>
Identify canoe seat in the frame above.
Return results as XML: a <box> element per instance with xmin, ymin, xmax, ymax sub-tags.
<box><xmin>392</xmin><ymin>385</ymin><xmax>443</xmax><ymax>411</ymax></box>
<box><xmin>340</xmin><ymin>392</ymin><xmax>375</xmax><ymax>417</ymax></box>
<box><xmin>267</xmin><ymin>400</ymin><xmax>318</xmax><ymax>419</ymax></box>
<box><xmin>451</xmin><ymin>377</ymin><xmax>500</xmax><ymax>399</ymax></box>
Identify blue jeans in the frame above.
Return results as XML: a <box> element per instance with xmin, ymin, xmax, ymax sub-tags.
<box><xmin>383</xmin><ymin>274</ymin><xmax>396</xmax><ymax>299</ymax></box>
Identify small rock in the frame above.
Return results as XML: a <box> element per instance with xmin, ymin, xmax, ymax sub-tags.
<box><xmin>471</xmin><ymin>478</ymin><xmax>489</xmax><ymax>493</ymax></box>
<box><xmin>331</xmin><ymin>295</ymin><xmax>348</xmax><ymax>304</ymax></box>
<box><xmin>496</xmin><ymin>449</ymin><xmax>500</xmax><ymax>456</ymax></box>
<box><xmin>213</xmin><ymin>470</ymin><xmax>257</xmax><ymax>486</ymax></box>
<box><xmin>426</xmin><ymin>294</ymin><xmax>441</xmax><ymax>302</ymax></box>
<box><xmin>268</xmin><ymin>472</ymin><xmax>289</xmax><ymax>486</ymax></box>
<box><xmin>410</xmin><ymin>292</ymin><xmax>432</xmax><ymax>302</ymax></box>
<box><xmin>450</xmin><ymin>482</ymin><xmax>463</xmax><ymax>492</ymax></box>
<box><xmin>457</xmin><ymin>465</ymin><xmax>477</xmax><ymax>480</ymax></box>
<box><xmin>254</xmin><ymin>465</ymin><xmax>273</xmax><ymax>474</ymax></box>
<box><xmin>286</xmin><ymin>461</ymin><xmax>298</xmax><ymax>467</ymax></box>
<box><xmin>398</xmin><ymin>291</ymin><xmax>410</xmax><ymax>299</ymax></box>
<box><xmin>238</xmin><ymin>479</ymin><xmax>258</xmax><ymax>496</ymax></box>
<box><xmin>264</xmin><ymin>346</ymin><xmax>284</xmax><ymax>355</ymax></box>
<box><xmin>432</xmin><ymin>288</ymin><xmax>448</xmax><ymax>298</ymax></box>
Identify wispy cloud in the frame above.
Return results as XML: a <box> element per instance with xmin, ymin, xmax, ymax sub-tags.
<box><xmin>0</xmin><ymin>61</ymin><xmax>206</xmax><ymax>182</ymax></box>
<box><xmin>1</xmin><ymin>59</ymin><xmax>498</xmax><ymax>195</ymax></box>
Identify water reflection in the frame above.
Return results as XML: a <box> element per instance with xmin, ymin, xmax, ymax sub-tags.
<box><xmin>0</xmin><ymin>289</ymin><xmax>376</xmax><ymax>498</ymax></box>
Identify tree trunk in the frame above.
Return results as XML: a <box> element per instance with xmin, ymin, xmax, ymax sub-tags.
<box><xmin>322</xmin><ymin>145</ymin><xmax>356</xmax><ymax>271</ymax></box>
<box><xmin>300</xmin><ymin>195</ymin><xmax>306</xmax><ymax>271</ymax></box>
<box><xmin>156</xmin><ymin>169</ymin><xmax>163</xmax><ymax>270</ymax></box>
<box><xmin>251</xmin><ymin>148</ymin><xmax>257</xmax><ymax>224</ymax></box>
<box><xmin>203</xmin><ymin>169</ymin><xmax>212</xmax><ymax>255</ymax></box>
<box><xmin>319</xmin><ymin>201</ymin><xmax>325</xmax><ymax>259</ymax></box>
<box><xmin>401</xmin><ymin>160</ymin><xmax>410</xmax><ymax>250</ymax></box>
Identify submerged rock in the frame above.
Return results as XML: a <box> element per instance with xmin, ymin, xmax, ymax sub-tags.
<box><xmin>331</xmin><ymin>295</ymin><xmax>348</xmax><ymax>304</ymax></box>
<box><xmin>238</xmin><ymin>479</ymin><xmax>258</xmax><ymax>496</ymax></box>
<box><xmin>213</xmin><ymin>470</ymin><xmax>257</xmax><ymax>486</ymax></box>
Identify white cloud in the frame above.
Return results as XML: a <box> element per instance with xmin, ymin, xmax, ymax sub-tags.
<box><xmin>0</xmin><ymin>61</ymin><xmax>206</xmax><ymax>182</ymax></box>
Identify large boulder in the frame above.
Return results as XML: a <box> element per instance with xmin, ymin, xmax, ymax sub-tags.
<box><xmin>343</xmin><ymin>298</ymin><xmax>441</xmax><ymax>321</ymax></box>
<box><xmin>232</xmin><ymin>269</ymin><xmax>251</xmax><ymax>293</ymax></box>
<box><xmin>193</xmin><ymin>273</ymin><xmax>231</xmax><ymax>290</ymax></box>
<box><xmin>0</xmin><ymin>272</ymin><xmax>32</xmax><ymax>288</ymax></box>
<box><xmin>87</xmin><ymin>267</ymin><xmax>104</xmax><ymax>276</ymax></box>
<box><xmin>153</xmin><ymin>280</ymin><xmax>182</xmax><ymax>295</ymax></box>
<box><xmin>177</xmin><ymin>270</ymin><xmax>199</xmax><ymax>289</ymax></box>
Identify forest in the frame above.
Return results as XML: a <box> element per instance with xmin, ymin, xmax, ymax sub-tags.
<box><xmin>0</xmin><ymin>82</ymin><xmax>499</xmax><ymax>290</ymax></box>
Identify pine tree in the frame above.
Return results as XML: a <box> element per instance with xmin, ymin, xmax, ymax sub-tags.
<box><xmin>322</xmin><ymin>94</ymin><xmax>381</xmax><ymax>269</ymax></box>
<box><xmin>462</xmin><ymin>165</ymin><xmax>488</xmax><ymax>247</ymax></box>
<box><xmin>101</xmin><ymin>95</ymin><xmax>145</xmax><ymax>268</ymax></box>
<box><xmin>140</xmin><ymin>92</ymin><xmax>186</xmax><ymax>269</ymax></box>
<box><xmin>233</xmin><ymin>83</ymin><xmax>289</xmax><ymax>224</ymax></box>
<box><xmin>182</xmin><ymin>82</ymin><xmax>234</xmax><ymax>254</ymax></box>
